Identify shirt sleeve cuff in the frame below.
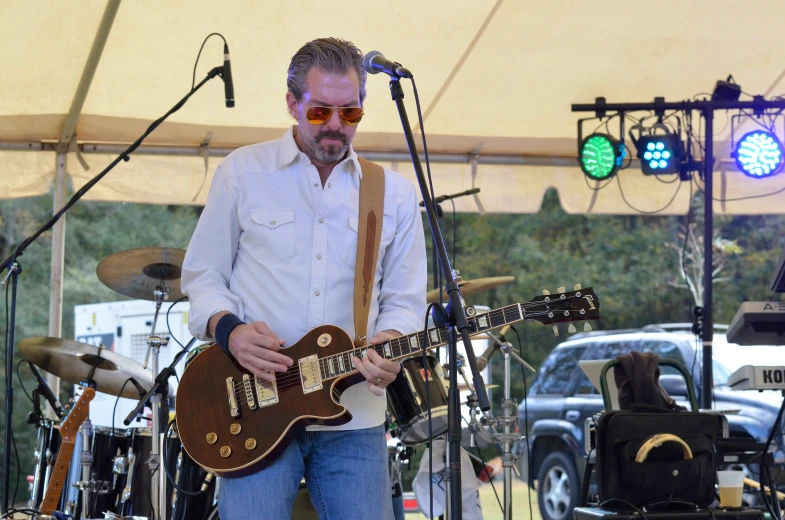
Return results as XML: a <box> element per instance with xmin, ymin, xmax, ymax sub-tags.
<box><xmin>375</xmin><ymin>309</ymin><xmax>423</xmax><ymax>338</ymax></box>
<box><xmin>188</xmin><ymin>295</ymin><xmax>244</xmax><ymax>342</ymax></box>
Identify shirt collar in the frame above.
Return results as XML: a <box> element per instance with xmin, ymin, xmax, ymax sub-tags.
<box><xmin>278</xmin><ymin>125</ymin><xmax>363</xmax><ymax>180</ymax></box>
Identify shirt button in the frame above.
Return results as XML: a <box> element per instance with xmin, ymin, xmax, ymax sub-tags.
<box><xmin>316</xmin><ymin>254</ymin><xmax>322</xmax><ymax>260</ymax></box>
<box><xmin>314</xmin><ymin>290</ymin><xmax>320</xmax><ymax>296</ymax></box>
<box><xmin>318</xmin><ymin>218</ymin><xmax>324</xmax><ymax>223</ymax></box>
<box><xmin>327</xmin><ymin>182</ymin><xmax>332</xmax><ymax>188</ymax></box>
<box><xmin>270</xmin><ymin>220</ymin><xmax>276</xmax><ymax>225</ymax></box>
<box><xmin>313</xmin><ymin>183</ymin><xmax>319</xmax><ymax>187</ymax></box>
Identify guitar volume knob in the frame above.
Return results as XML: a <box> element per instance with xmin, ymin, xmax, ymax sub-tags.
<box><xmin>220</xmin><ymin>446</ymin><xmax>232</xmax><ymax>458</ymax></box>
<box><xmin>206</xmin><ymin>432</ymin><xmax>218</xmax><ymax>445</ymax></box>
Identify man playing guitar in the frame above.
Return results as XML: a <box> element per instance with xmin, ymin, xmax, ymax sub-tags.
<box><xmin>181</xmin><ymin>37</ymin><xmax>427</xmax><ymax>520</ymax></box>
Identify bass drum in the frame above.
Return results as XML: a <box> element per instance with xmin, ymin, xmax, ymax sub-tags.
<box><xmin>386</xmin><ymin>354</ymin><xmax>449</xmax><ymax>445</ymax></box>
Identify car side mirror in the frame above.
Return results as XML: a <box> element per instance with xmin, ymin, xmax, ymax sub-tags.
<box><xmin>660</xmin><ymin>374</ymin><xmax>689</xmax><ymax>398</ymax></box>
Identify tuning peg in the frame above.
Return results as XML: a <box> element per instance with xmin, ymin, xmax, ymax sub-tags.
<box><xmin>552</xmin><ymin>325</ymin><xmax>559</xmax><ymax>337</ymax></box>
<box><xmin>584</xmin><ymin>322</ymin><xmax>592</xmax><ymax>332</ymax></box>
<box><xmin>574</xmin><ymin>284</ymin><xmax>582</xmax><ymax>290</ymax></box>
<box><xmin>542</xmin><ymin>289</ymin><xmax>550</xmax><ymax>295</ymax></box>
<box><xmin>557</xmin><ymin>287</ymin><xmax>566</xmax><ymax>293</ymax></box>
<box><xmin>568</xmin><ymin>323</ymin><xmax>577</xmax><ymax>334</ymax></box>
<box><xmin>69</xmin><ymin>398</ymin><xmax>75</xmax><ymax>404</ymax></box>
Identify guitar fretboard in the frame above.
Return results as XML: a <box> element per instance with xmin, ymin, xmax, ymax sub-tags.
<box><xmin>317</xmin><ymin>303</ymin><xmax>524</xmax><ymax>381</ymax></box>
<box><xmin>40</xmin><ymin>440</ymin><xmax>75</xmax><ymax>515</ymax></box>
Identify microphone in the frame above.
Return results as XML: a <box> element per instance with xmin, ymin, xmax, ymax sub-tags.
<box><xmin>475</xmin><ymin>342</ymin><xmax>500</xmax><ymax>372</ymax></box>
<box><xmin>222</xmin><ymin>43</ymin><xmax>235</xmax><ymax>108</ymax></box>
<box><xmin>27</xmin><ymin>362</ymin><xmax>64</xmax><ymax>418</ymax></box>
<box><xmin>362</xmin><ymin>51</ymin><xmax>412</xmax><ymax>79</ymax></box>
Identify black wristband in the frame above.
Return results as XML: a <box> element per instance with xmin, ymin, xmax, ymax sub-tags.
<box><xmin>215</xmin><ymin>313</ymin><xmax>245</xmax><ymax>355</ymax></box>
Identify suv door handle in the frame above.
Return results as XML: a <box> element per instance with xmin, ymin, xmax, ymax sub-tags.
<box><xmin>566</xmin><ymin>410</ymin><xmax>580</xmax><ymax>421</ymax></box>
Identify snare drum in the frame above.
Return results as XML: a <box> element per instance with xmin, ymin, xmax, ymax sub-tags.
<box><xmin>386</xmin><ymin>354</ymin><xmax>449</xmax><ymax>445</ymax></box>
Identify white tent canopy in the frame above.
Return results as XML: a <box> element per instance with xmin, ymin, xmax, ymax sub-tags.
<box><xmin>3</xmin><ymin>0</ymin><xmax>785</xmax><ymax>215</ymax></box>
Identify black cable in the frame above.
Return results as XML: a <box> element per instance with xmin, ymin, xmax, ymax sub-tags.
<box><xmin>10</xmin><ymin>429</ymin><xmax>19</xmax><ymax>509</ymax></box>
<box><xmin>15</xmin><ymin>360</ymin><xmax>32</xmax><ymax>404</ymax></box>
<box><xmin>450</xmin><ymin>199</ymin><xmax>457</xmax><ymax>269</ymax></box>
<box><xmin>510</xmin><ymin>325</ymin><xmax>534</xmax><ymax>520</ymax></box>
<box><xmin>460</xmin><ymin>414</ymin><xmax>503</xmax><ymax>513</ymax></box>
<box><xmin>422</xmin><ymin>302</ymin><xmax>438</xmax><ymax>520</ymax></box>
<box><xmin>759</xmin><ymin>396</ymin><xmax>785</xmax><ymax>520</ymax></box>
<box><xmin>0</xmin><ymin>508</ymin><xmax>40</xmax><ymax>519</ymax></box>
<box><xmin>616</xmin><ymin>172</ymin><xmax>684</xmax><ymax>215</ymax></box>
<box><xmin>599</xmin><ymin>498</ymin><xmax>650</xmax><ymax>520</ymax></box>
<box><xmin>163</xmin><ymin>419</ymin><xmax>204</xmax><ymax>496</ymax></box>
<box><xmin>192</xmin><ymin>33</ymin><xmax>227</xmax><ymax>90</ymax></box>
<box><xmin>166</xmin><ymin>296</ymin><xmax>188</xmax><ymax>349</ymax></box>
<box><xmin>112</xmin><ymin>378</ymin><xmax>134</xmax><ymax>434</ymax></box>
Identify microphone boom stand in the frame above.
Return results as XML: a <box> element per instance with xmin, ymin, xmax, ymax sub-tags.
<box><xmin>0</xmin><ymin>65</ymin><xmax>226</xmax><ymax>515</ymax></box>
<box><xmin>387</xmin><ymin>76</ymin><xmax>490</xmax><ymax>520</ymax></box>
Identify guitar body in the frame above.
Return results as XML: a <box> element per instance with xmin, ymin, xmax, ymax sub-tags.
<box><xmin>177</xmin><ymin>325</ymin><xmax>363</xmax><ymax>477</ymax></box>
<box><xmin>176</xmin><ymin>288</ymin><xmax>601</xmax><ymax>479</ymax></box>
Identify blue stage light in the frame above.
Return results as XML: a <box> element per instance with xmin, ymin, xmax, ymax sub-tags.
<box><xmin>636</xmin><ymin>134</ymin><xmax>681</xmax><ymax>175</ymax></box>
<box><xmin>734</xmin><ymin>131</ymin><xmax>785</xmax><ymax>178</ymax></box>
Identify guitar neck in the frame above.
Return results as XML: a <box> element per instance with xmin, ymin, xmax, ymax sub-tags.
<box><xmin>318</xmin><ymin>303</ymin><xmax>526</xmax><ymax>382</ymax></box>
<box><xmin>40</xmin><ymin>440</ymin><xmax>75</xmax><ymax>515</ymax></box>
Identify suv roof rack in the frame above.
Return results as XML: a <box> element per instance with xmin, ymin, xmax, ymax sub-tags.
<box><xmin>568</xmin><ymin>322</ymin><xmax>730</xmax><ymax>341</ymax></box>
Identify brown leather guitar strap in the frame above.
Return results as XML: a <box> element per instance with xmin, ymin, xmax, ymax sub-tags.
<box><xmin>353</xmin><ymin>157</ymin><xmax>385</xmax><ymax>347</ymax></box>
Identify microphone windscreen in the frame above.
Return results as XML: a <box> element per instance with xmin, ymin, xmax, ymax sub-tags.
<box><xmin>362</xmin><ymin>50</ymin><xmax>384</xmax><ymax>74</ymax></box>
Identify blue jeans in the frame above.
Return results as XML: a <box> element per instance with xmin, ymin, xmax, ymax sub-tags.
<box><xmin>217</xmin><ymin>425</ymin><xmax>393</xmax><ymax>520</ymax></box>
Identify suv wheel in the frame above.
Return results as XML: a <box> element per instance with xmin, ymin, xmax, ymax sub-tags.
<box><xmin>537</xmin><ymin>452</ymin><xmax>580</xmax><ymax>520</ymax></box>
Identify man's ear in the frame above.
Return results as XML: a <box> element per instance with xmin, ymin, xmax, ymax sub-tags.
<box><xmin>285</xmin><ymin>91</ymin><xmax>299</xmax><ymax>120</ymax></box>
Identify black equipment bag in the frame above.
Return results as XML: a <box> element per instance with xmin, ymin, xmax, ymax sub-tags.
<box><xmin>595</xmin><ymin>410</ymin><xmax>721</xmax><ymax>508</ymax></box>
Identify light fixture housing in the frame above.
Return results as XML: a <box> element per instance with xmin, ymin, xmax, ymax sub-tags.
<box><xmin>579</xmin><ymin>133</ymin><xmax>623</xmax><ymax>181</ymax></box>
<box><xmin>636</xmin><ymin>134</ymin><xmax>681</xmax><ymax>175</ymax></box>
<box><xmin>733</xmin><ymin>130</ymin><xmax>785</xmax><ymax>178</ymax></box>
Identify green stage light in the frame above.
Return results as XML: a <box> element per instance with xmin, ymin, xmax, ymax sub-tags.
<box><xmin>579</xmin><ymin>133</ymin><xmax>622</xmax><ymax>180</ymax></box>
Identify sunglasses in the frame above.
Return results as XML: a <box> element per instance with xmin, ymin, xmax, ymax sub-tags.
<box><xmin>305</xmin><ymin>106</ymin><xmax>364</xmax><ymax>126</ymax></box>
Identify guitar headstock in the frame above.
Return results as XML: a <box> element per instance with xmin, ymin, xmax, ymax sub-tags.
<box><xmin>525</xmin><ymin>285</ymin><xmax>600</xmax><ymax>333</ymax></box>
<box><xmin>59</xmin><ymin>387</ymin><xmax>95</xmax><ymax>441</ymax></box>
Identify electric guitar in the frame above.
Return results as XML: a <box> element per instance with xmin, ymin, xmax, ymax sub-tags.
<box><xmin>40</xmin><ymin>387</ymin><xmax>95</xmax><ymax>515</ymax></box>
<box><xmin>176</xmin><ymin>287</ymin><xmax>600</xmax><ymax>477</ymax></box>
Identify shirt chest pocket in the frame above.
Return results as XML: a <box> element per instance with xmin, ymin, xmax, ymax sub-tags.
<box><xmin>338</xmin><ymin>212</ymin><xmax>396</xmax><ymax>269</ymax></box>
<box><xmin>247</xmin><ymin>209</ymin><xmax>296</xmax><ymax>264</ymax></box>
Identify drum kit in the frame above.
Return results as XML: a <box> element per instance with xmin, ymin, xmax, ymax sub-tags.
<box><xmin>16</xmin><ymin>244</ymin><xmax>518</xmax><ymax>520</ymax></box>
<box><xmin>18</xmin><ymin>247</ymin><xmax>216</xmax><ymax>520</ymax></box>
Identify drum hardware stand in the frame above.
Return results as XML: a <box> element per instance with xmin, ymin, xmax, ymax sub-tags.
<box><xmin>125</xmin><ymin>328</ymin><xmax>198</xmax><ymax>520</ymax></box>
<box><xmin>26</xmin><ymin>386</ymin><xmax>53</xmax><ymax>511</ymax></box>
<box><xmin>465</xmin><ymin>332</ymin><xmax>535</xmax><ymax>520</ymax></box>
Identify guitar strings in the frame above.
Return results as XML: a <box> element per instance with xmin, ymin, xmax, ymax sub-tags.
<box><xmin>229</xmin><ymin>299</ymin><xmax>595</xmax><ymax>407</ymax></box>
<box><xmin>228</xmin><ymin>296</ymin><xmax>593</xmax><ymax>397</ymax></box>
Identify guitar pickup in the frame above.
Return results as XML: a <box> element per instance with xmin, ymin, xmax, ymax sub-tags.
<box><xmin>254</xmin><ymin>372</ymin><xmax>279</xmax><ymax>408</ymax></box>
<box><xmin>242</xmin><ymin>374</ymin><xmax>257</xmax><ymax>410</ymax></box>
<box><xmin>299</xmin><ymin>355</ymin><xmax>323</xmax><ymax>394</ymax></box>
<box><xmin>226</xmin><ymin>377</ymin><xmax>239</xmax><ymax>418</ymax></box>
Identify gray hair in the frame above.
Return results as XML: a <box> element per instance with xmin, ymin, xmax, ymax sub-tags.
<box><xmin>287</xmin><ymin>37</ymin><xmax>367</xmax><ymax>103</ymax></box>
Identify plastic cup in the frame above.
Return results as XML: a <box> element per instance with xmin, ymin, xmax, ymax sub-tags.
<box><xmin>717</xmin><ymin>470</ymin><xmax>745</xmax><ymax>508</ymax></box>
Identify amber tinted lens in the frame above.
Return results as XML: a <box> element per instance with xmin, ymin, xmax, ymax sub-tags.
<box><xmin>305</xmin><ymin>106</ymin><xmax>333</xmax><ymax>125</ymax></box>
<box><xmin>338</xmin><ymin>107</ymin><xmax>364</xmax><ymax>125</ymax></box>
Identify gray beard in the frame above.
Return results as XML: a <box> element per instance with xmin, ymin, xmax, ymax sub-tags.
<box><xmin>303</xmin><ymin>134</ymin><xmax>349</xmax><ymax>164</ymax></box>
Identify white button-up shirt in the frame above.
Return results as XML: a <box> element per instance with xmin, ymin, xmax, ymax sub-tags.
<box><xmin>181</xmin><ymin>126</ymin><xmax>427</xmax><ymax>430</ymax></box>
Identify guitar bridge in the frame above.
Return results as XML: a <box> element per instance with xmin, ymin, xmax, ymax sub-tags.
<box><xmin>226</xmin><ymin>377</ymin><xmax>239</xmax><ymax>418</ymax></box>
<box><xmin>299</xmin><ymin>355</ymin><xmax>323</xmax><ymax>394</ymax></box>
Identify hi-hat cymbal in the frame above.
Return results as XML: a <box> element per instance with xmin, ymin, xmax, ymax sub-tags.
<box><xmin>19</xmin><ymin>337</ymin><xmax>161</xmax><ymax>399</ymax></box>
<box><xmin>426</xmin><ymin>276</ymin><xmax>515</xmax><ymax>303</ymax></box>
<box><xmin>97</xmin><ymin>247</ymin><xmax>186</xmax><ymax>301</ymax></box>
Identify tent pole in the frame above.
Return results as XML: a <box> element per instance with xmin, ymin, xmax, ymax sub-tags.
<box><xmin>46</xmin><ymin>0</ymin><xmax>121</xmax><ymax>406</ymax></box>
<box><xmin>45</xmin><ymin>154</ymin><xmax>67</xmax><ymax>418</ymax></box>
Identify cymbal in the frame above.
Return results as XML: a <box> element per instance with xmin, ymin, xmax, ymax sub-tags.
<box><xmin>426</xmin><ymin>276</ymin><xmax>515</xmax><ymax>303</ymax></box>
<box><xmin>97</xmin><ymin>247</ymin><xmax>186</xmax><ymax>301</ymax></box>
<box><xmin>19</xmin><ymin>337</ymin><xmax>160</xmax><ymax>399</ymax></box>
